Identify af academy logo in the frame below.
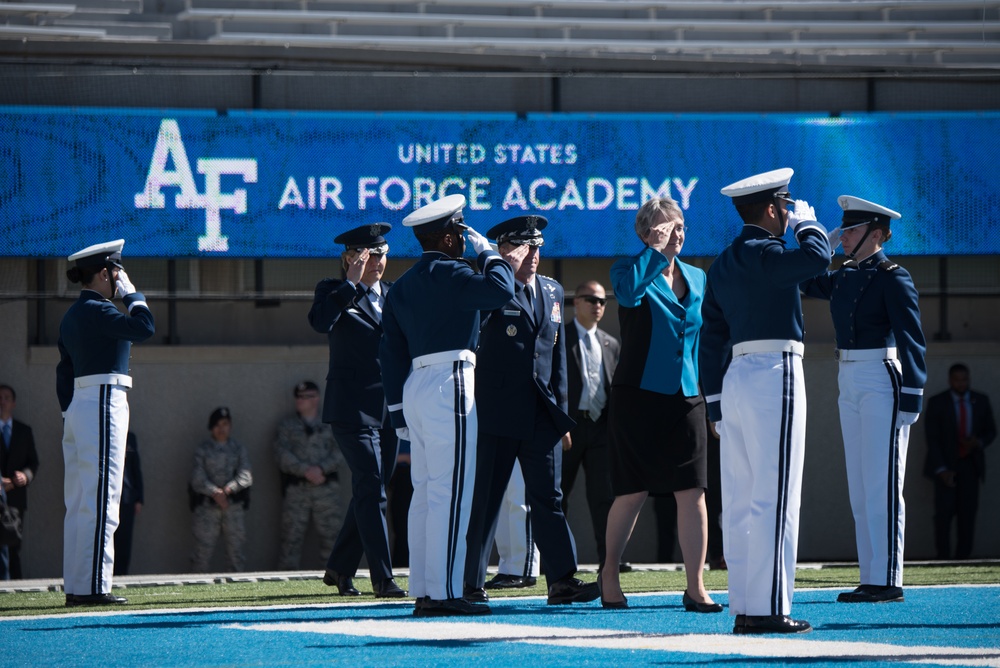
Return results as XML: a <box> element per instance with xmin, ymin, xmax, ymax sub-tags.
<box><xmin>134</xmin><ymin>119</ymin><xmax>257</xmax><ymax>252</ymax></box>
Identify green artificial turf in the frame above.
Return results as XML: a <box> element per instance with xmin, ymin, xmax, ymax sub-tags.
<box><xmin>1</xmin><ymin>563</ymin><xmax>997</xmax><ymax>617</ymax></box>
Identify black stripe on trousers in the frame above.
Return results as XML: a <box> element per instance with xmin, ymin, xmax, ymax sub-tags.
<box><xmin>771</xmin><ymin>352</ymin><xmax>795</xmax><ymax>615</ymax></box>
<box><xmin>883</xmin><ymin>360</ymin><xmax>903</xmax><ymax>585</ymax></box>
<box><xmin>444</xmin><ymin>361</ymin><xmax>469</xmax><ymax>600</ymax></box>
<box><xmin>522</xmin><ymin>505</ymin><xmax>535</xmax><ymax>578</ymax></box>
<box><xmin>92</xmin><ymin>385</ymin><xmax>112</xmax><ymax>595</ymax></box>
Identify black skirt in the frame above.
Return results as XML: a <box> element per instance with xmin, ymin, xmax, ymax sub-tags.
<box><xmin>607</xmin><ymin>384</ymin><xmax>707</xmax><ymax>496</ymax></box>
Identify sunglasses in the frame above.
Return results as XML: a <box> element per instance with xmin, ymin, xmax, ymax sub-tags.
<box><xmin>578</xmin><ymin>295</ymin><xmax>607</xmax><ymax>306</ymax></box>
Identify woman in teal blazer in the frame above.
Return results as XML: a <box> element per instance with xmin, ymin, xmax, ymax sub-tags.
<box><xmin>598</xmin><ymin>197</ymin><xmax>720</xmax><ymax>614</ymax></box>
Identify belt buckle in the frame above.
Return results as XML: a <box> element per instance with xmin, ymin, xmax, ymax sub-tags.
<box><xmin>834</xmin><ymin>349</ymin><xmax>841</xmax><ymax>361</ymax></box>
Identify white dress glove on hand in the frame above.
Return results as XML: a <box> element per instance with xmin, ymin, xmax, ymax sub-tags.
<box><xmin>465</xmin><ymin>227</ymin><xmax>493</xmax><ymax>255</ymax></box>
<box><xmin>115</xmin><ymin>269</ymin><xmax>137</xmax><ymax>298</ymax></box>
<box><xmin>395</xmin><ymin>427</ymin><xmax>410</xmax><ymax>442</ymax></box>
<box><xmin>827</xmin><ymin>226</ymin><xmax>843</xmax><ymax>251</ymax></box>
<box><xmin>786</xmin><ymin>200</ymin><xmax>818</xmax><ymax>233</ymax></box>
<box><xmin>898</xmin><ymin>411</ymin><xmax>920</xmax><ymax>427</ymax></box>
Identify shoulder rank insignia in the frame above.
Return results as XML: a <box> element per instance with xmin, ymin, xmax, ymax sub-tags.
<box><xmin>878</xmin><ymin>259</ymin><xmax>899</xmax><ymax>272</ymax></box>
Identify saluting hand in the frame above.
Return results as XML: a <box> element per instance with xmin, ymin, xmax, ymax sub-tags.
<box><xmin>346</xmin><ymin>249</ymin><xmax>370</xmax><ymax>285</ymax></box>
<box><xmin>502</xmin><ymin>243</ymin><xmax>530</xmax><ymax>272</ymax></box>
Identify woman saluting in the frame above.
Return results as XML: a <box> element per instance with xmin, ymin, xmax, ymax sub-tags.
<box><xmin>57</xmin><ymin>239</ymin><xmax>154</xmax><ymax>606</ymax></box>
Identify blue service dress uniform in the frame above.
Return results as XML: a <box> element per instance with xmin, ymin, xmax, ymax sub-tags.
<box><xmin>57</xmin><ymin>288</ymin><xmax>154</xmax><ymax>597</ymax></box>
<box><xmin>802</xmin><ymin>250</ymin><xmax>926</xmax><ymax>588</ymax></box>
<box><xmin>464</xmin><ymin>274</ymin><xmax>580</xmax><ymax>591</ymax></box>
<box><xmin>699</xmin><ymin>223</ymin><xmax>830</xmax><ymax>619</ymax></box>
<box><xmin>308</xmin><ymin>276</ymin><xmax>398</xmax><ymax>587</ymax></box>
<box><xmin>380</xmin><ymin>249</ymin><xmax>514</xmax><ymax>602</ymax></box>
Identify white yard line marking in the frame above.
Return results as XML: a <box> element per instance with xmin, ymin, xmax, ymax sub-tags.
<box><xmin>236</xmin><ymin>620</ymin><xmax>1000</xmax><ymax>666</ymax></box>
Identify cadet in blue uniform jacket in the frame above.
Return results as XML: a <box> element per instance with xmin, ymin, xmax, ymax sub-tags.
<box><xmin>380</xmin><ymin>194</ymin><xmax>514</xmax><ymax>617</ymax></box>
<box><xmin>801</xmin><ymin>195</ymin><xmax>926</xmax><ymax>603</ymax></box>
<box><xmin>463</xmin><ymin>215</ymin><xmax>600</xmax><ymax>609</ymax></box>
<box><xmin>699</xmin><ymin>169</ymin><xmax>831</xmax><ymax>635</ymax></box>
<box><xmin>602</xmin><ymin>196</ymin><xmax>720</xmax><ymax>614</ymax></box>
<box><xmin>57</xmin><ymin>239</ymin><xmax>155</xmax><ymax>607</ymax></box>
<box><xmin>309</xmin><ymin>223</ymin><xmax>405</xmax><ymax>599</ymax></box>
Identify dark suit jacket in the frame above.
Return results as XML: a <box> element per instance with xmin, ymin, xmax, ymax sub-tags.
<box><xmin>565</xmin><ymin>322</ymin><xmax>620</xmax><ymax>420</ymax></box>
<box><xmin>309</xmin><ymin>278</ymin><xmax>392</xmax><ymax>429</ymax></box>
<box><xmin>476</xmin><ymin>275</ymin><xmax>575</xmax><ymax>441</ymax></box>
<box><xmin>1</xmin><ymin>419</ymin><xmax>39</xmax><ymax>511</ymax></box>
<box><xmin>924</xmin><ymin>389</ymin><xmax>996</xmax><ymax>480</ymax></box>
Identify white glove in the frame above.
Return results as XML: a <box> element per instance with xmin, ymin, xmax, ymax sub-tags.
<box><xmin>826</xmin><ymin>226</ymin><xmax>843</xmax><ymax>250</ymax></box>
<box><xmin>786</xmin><ymin>199</ymin><xmax>818</xmax><ymax>233</ymax></box>
<box><xmin>395</xmin><ymin>427</ymin><xmax>410</xmax><ymax>442</ymax></box>
<box><xmin>465</xmin><ymin>227</ymin><xmax>493</xmax><ymax>255</ymax></box>
<box><xmin>898</xmin><ymin>412</ymin><xmax>920</xmax><ymax>427</ymax></box>
<box><xmin>115</xmin><ymin>269</ymin><xmax>136</xmax><ymax>298</ymax></box>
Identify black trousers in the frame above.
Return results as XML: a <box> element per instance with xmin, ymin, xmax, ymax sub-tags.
<box><xmin>933</xmin><ymin>459</ymin><xmax>981</xmax><ymax>559</ymax></box>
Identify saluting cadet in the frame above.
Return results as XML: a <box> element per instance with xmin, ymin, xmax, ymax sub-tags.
<box><xmin>801</xmin><ymin>196</ymin><xmax>926</xmax><ymax>603</ymax></box>
<box><xmin>379</xmin><ymin>194</ymin><xmax>514</xmax><ymax>617</ymax></box>
<box><xmin>463</xmin><ymin>215</ymin><xmax>599</xmax><ymax>608</ymax></box>
<box><xmin>699</xmin><ymin>169</ymin><xmax>831</xmax><ymax>634</ymax></box>
<box><xmin>57</xmin><ymin>239</ymin><xmax>155</xmax><ymax>606</ymax></box>
<box><xmin>309</xmin><ymin>223</ymin><xmax>405</xmax><ymax>598</ymax></box>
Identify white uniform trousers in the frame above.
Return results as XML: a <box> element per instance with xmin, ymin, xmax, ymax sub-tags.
<box><xmin>495</xmin><ymin>466</ymin><xmax>541</xmax><ymax>578</ymax></box>
<box><xmin>404</xmin><ymin>356</ymin><xmax>477</xmax><ymax>601</ymax></box>
<box><xmin>838</xmin><ymin>358</ymin><xmax>907</xmax><ymax>587</ymax></box>
<box><xmin>62</xmin><ymin>384</ymin><xmax>128</xmax><ymax>596</ymax></box>
<box><xmin>720</xmin><ymin>351</ymin><xmax>806</xmax><ymax>617</ymax></box>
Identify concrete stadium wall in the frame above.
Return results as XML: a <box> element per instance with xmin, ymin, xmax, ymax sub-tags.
<box><xmin>3</xmin><ymin>260</ymin><xmax>999</xmax><ymax>579</ymax></box>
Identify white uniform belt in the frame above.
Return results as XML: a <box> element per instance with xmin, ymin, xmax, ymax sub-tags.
<box><xmin>412</xmin><ymin>349</ymin><xmax>476</xmax><ymax>370</ymax></box>
<box><xmin>732</xmin><ymin>339</ymin><xmax>804</xmax><ymax>357</ymax></box>
<box><xmin>835</xmin><ymin>347</ymin><xmax>897</xmax><ymax>362</ymax></box>
<box><xmin>75</xmin><ymin>373</ymin><xmax>132</xmax><ymax>389</ymax></box>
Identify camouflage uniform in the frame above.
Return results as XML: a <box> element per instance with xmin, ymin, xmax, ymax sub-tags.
<box><xmin>190</xmin><ymin>437</ymin><xmax>253</xmax><ymax>572</ymax></box>
<box><xmin>274</xmin><ymin>415</ymin><xmax>346</xmax><ymax>570</ymax></box>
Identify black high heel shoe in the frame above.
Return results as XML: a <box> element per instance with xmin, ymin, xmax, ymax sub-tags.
<box><xmin>682</xmin><ymin>590</ymin><xmax>723</xmax><ymax>613</ymax></box>
<box><xmin>597</xmin><ymin>571</ymin><xmax>629</xmax><ymax>609</ymax></box>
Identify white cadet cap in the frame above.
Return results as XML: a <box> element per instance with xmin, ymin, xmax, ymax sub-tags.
<box><xmin>402</xmin><ymin>194</ymin><xmax>467</xmax><ymax>233</ymax></box>
<box><xmin>720</xmin><ymin>168</ymin><xmax>795</xmax><ymax>205</ymax></box>
<box><xmin>838</xmin><ymin>195</ymin><xmax>901</xmax><ymax>230</ymax></box>
<box><xmin>68</xmin><ymin>239</ymin><xmax>125</xmax><ymax>269</ymax></box>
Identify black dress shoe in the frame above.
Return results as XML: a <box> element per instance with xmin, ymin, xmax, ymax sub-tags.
<box><xmin>597</xmin><ymin>572</ymin><xmax>628</xmax><ymax>609</ymax></box>
<box><xmin>733</xmin><ymin>614</ymin><xmax>747</xmax><ymax>633</ymax></box>
<box><xmin>374</xmin><ymin>578</ymin><xmax>407</xmax><ymax>598</ymax></box>
<box><xmin>65</xmin><ymin>593</ymin><xmax>128</xmax><ymax>607</ymax></box>
<box><xmin>618</xmin><ymin>562</ymin><xmax>633</xmax><ymax>573</ymax></box>
<box><xmin>547</xmin><ymin>577</ymin><xmax>600</xmax><ymax>605</ymax></box>
<box><xmin>323</xmin><ymin>570</ymin><xmax>361</xmax><ymax>597</ymax></box>
<box><xmin>484</xmin><ymin>573</ymin><xmax>536</xmax><ymax>589</ymax></box>
<box><xmin>415</xmin><ymin>597</ymin><xmax>491</xmax><ymax>617</ymax></box>
<box><xmin>733</xmin><ymin>615</ymin><xmax>812</xmax><ymax>635</ymax></box>
<box><xmin>682</xmin><ymin>590</ymin><xmax>724</xmax><ymax>613</ymax></box>
<box><xmin>839</xmin><ymin>585</ymin><xmax>904</xmax><ymax>603</ymax></box>
<box><xmin>463</xmin><ymin>585</ymin><xmax>489</xmax><ymax>603</ymax></box>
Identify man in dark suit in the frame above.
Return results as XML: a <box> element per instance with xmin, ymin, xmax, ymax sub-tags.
<box><xmin>309</xmin><ymin>223</ymin><xmax>405</xmax><ymax>598</ymax></box>
<box><xmin>562</xmin><ymin>280</ymin><xmax>620</xmax><ymax>570</ymax></box>
<box><xmin>464</xmin><ymin>215</ymin><xmax>599</xmax><ymax>607</ymax></box>
<box><xmin>924</xmin><ymin>363</ymin><xmax>996</xmax><ymax>559</ymax></box>
<box><xmin>0</xmin><ymin>384</ymin><xmax>40</xmax><ymax>580</ymax></box>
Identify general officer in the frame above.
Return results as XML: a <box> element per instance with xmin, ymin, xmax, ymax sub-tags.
<box><xmin>274</xmin><ymin>380</ymin><xmax>347</xmax><ymax>570</ymax></box>
<box><xmin>699</xmin><ymin>168</ymin><xmax>831</xmax><ymax>634</ymax></box>
<box><xmin>57</xmin><ymin>239</ymin><xmax>155</xmax><ymax>606</ymax></box>
<box><xmin>802</xmin><ymin>196</ymin><xmax>926</xmax><ymax>603</ymax></box>
<box><xmin>380</xmin><ymin>194</ymin><xmax>515</xmax><ymax>617</ymax></box>
<box><xmin>309</xmin><ymin>223</ymin><xmax>405</xmax><ymax>598</ymax></box>
<box><xmin>463</xmin><ymin>215</ymin><xmax>599</xmax><ymax>608</ymax></box>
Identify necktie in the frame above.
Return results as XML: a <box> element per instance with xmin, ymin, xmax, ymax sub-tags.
<box><xmin>523</xmin><ymin>284</ymin><xmax>533</xmax><ymax>312</ymax></box>
<box><xmin>582</xmin><ymin>333</ymin><xmax>606</xmax><ymax>421</ymax></box>
<box><xmin>958</xmin><ymin>397</ymin><xmax>970</xmax><ymax>458</ymax></box>
<box><xmin>368</xmin><ymin>288</ymin><xmax>383</xmax><ymax>323</ymax></box>
<box><xmin>2</xmin><ymin>423</ymin><xmax>10</xmax><ymax>449</ymax></box>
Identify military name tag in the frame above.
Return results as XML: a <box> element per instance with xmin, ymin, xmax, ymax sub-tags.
<box><xmin>506</xmin><ymin>324</ymin><xmax>517</xmax><ymax>337</ymax></box>
<box><xmin>503</xmin><ymin>309</ymin><xmax>521</xmax><ymax>316</ymax></box>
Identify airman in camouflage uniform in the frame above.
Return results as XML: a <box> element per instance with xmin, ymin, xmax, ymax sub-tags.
<box><xmin>190</xmin><ymin>407</ymin><xmax>253</xmax><ymax>572</ymax></box>
<box><xmin>275</xmin><ymin>381</ymin><xmax>347</xmax><ymax>570</ymax></box>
